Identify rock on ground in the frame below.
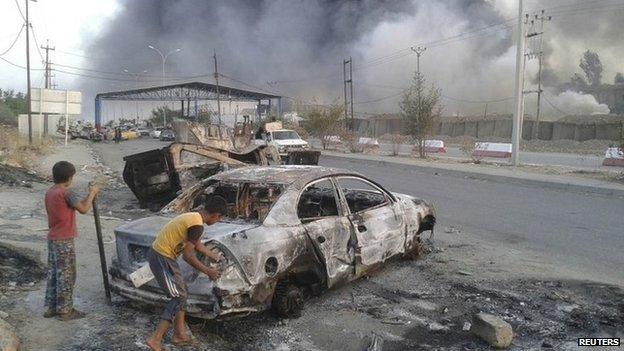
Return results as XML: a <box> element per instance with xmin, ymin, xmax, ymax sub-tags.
<box><xmin>470</xmin><ymin>313</ymin><xmax>513</xmax><ymax>349</ymax></box>
<box><xmin>0</xmin><ymin>318</ymin><xmax>20</xmax><ymax>351</ymax></box>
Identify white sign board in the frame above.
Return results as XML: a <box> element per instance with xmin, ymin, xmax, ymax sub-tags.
<box><xmin>30</xmin><ymin>88</ymin><xmax>82</xmax><ymax>115</ymax></box>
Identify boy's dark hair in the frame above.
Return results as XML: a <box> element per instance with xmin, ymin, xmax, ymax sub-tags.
<box><xmin>204</xmin><ymin>195</ymin><xmax>227</xmax><ymax>215</ymax></box>
<box><xmin>52</xmin><ymin>161</ymin><xmax>76</xmax><ymax>184</ymax></box>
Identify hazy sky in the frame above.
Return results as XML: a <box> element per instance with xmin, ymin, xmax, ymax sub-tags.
<box><xmin>0</xmin><ymin>0</ymin><xmax>119</xmax><ymax>90</ymax></box>
<box><xmin>1</xmin><ymin>0</ymin><xmax>623</xmax><ymax>120</ymax></box>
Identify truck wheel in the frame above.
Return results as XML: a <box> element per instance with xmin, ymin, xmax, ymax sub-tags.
<box><xmin>272</xmin><ymin>281</ymin><xmax>303</xmax><ymax>318</ymax></box>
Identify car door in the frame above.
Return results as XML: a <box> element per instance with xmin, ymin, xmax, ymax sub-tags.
<box><xmin>298</xmin><ymin>178</ymin><xmax>355</xmax><ymax>288</ymax></box>
<box><xmin>335</xmin><ymin>176</ymin><xmax>405</xmax><ymax>275</ymax></box>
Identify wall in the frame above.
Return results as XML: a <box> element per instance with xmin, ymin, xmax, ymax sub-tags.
<box><xmin>18</xmin><ymin>114</ymin><xmax>68</xmax><ymax>138</ymax></box>
<box><xmin>354</xmin><ymin>117</ymin><xmax>623</xmax><ymax>141</ymax></box>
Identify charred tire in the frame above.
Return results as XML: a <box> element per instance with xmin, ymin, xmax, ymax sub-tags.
<box><xmin>272</xmin><ymin>281</ymin><xmax>303</xmax><ymax>318</ymax></box>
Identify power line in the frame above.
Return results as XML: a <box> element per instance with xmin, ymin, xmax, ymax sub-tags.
<box><xmin>29</xmin><ymin>24</ymin><xmax>45</xmax><ymax>63</ymax></box>
<box><xmin>0</xmin><ymin>24</ymin><xmax>25</xmax><ymax>56</ymax></box>
<box><xmin>354</xmin><ymin>91</ymin><xmax>404</xmax><ymax>105</ymax></box>
<box><xmin>542</xmin><ymin>92</ymin><xmax>567</xmax><ymax>116</ymax></box>
<box><xmin>0</xmin><ymin>56</ymin><xmax>44</xmax><ymax>70</ymax></box>
<box><xmin>14</xmin><ymin>0</ymin><xmax>25</xmax><ymax>20</ymax></box>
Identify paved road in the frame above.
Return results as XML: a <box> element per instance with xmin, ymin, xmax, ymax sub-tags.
<box><xmin>94</xmin><ymin>138</ymin><xmax>624</xmax><ymax>284</ymax></box>
<box><xmin>319</xmin><ymin>156</ymin><xmax>624</xmax><ymax>284</ymax></box>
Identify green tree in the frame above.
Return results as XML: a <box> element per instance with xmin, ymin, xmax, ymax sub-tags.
<box><xmin>148</xmin><ymin>106</ymin><xmax>181</xmax><ymax>126</ymax></box>
<box><xmin>579</xmin><ymin>50</ymin><xmax>603</xmax><ymax>86</ymax></box>
<box><xmin>400</xmin><ymin>73</ymin><xmax>442</xmax><ymax>158</ymax></box>
<box><xmin>0</xmin><ymin>101</ymin><xmax>17</xmax><ymax>125</ymax></box>
<box><xmin>301</xmin><ymin>104</ymin><xmax>343</xmax><ymax>149</ymax></box>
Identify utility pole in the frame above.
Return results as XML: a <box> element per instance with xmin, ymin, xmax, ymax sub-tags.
<box><xmin>349</xmin><ymin>57</ymin><xmax>354</xmax><ymax>130</ymax></box>
<box><xmin>511</xmin><ymin>0</ymin><xmax>526</xmax><ymax>166</ymax></box>
<box><xmin>411</xmin><ymin>46</ymin><xmax>426</xmax><ymax>152</ymax></box>
<box><xmin>213</xmin><ymin>49</ymin><xmax>222</xmax><ymax>137</ymax></box>
<box><xmin>411</xmin><ymin>46</ymin><xmax>426</xmax><ymax>78</ymax></box>
<box><xmin>343</xmin><ymin>59</ymin><xmax>348</xmax><ymax>129</ymax></box>
<box><xmin>526</xmin><ymin>10</ymin><xmax>551</xmax><ymax>140</ymax></box>
<box><xmin>25</xmin><ymin>0</ymin><xmax>32</xmax><ymax>144</ymax></box>
<box><xmin>41</xmin><ymin>39</ymin><xmax>55</xmax><ymax>136</ymax></box>
<box><xmin>343</xmin><ymin>58</ymin><xmax>353</xmax><ymax>130</ymax></box>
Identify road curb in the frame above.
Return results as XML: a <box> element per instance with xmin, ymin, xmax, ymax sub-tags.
<box><xmin>0</xmin><ymin>318</ymin><xmax>20</xmax><ymax>351</ymax></box>
<box><xmin>321</xmin><ymin>153</ymin><xmax>624</xmax><ymax>198</ymax></box>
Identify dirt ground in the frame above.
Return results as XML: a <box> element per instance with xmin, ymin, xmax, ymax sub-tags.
<box><xmin>0</xmin><ymin>139</ymin><xmax>623</xmax><ymax>350</ymax></box>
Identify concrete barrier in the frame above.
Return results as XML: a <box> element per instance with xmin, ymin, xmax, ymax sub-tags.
<box><xmin>358</xmin><ymin>137</ymin><xmax>379</xmax><ymax>154</ymax></box>
<box><xmin>602</xmin><ymin>147</ymin><xmax>624</xmax><ymax>167</ymax></box>
<box><xmin>424</xmin><ymin>139</ymin><xmax>446</xmax><ymax>153</ymax></box>
<box><xmin>473</xmin><ymin>142</ymin><xmax>512</xmax><ymax>158</ymax></box>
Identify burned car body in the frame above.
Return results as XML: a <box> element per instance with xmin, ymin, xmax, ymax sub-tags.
<box><xmin>122</xmin><ymin>142</ymin><xmax>280</xmax><ymax>211</ymax></box>
<box><xmin>109</xmin><ymin>166</ymin><xmax>436</xmax><ymax>319</ymax></box>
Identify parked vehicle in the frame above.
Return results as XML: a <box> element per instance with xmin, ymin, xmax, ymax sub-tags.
<box><xmin>137</xmin><ymin>128</ymin><xmax>151</xmax><ymax>137</ymax></box>
<box><xmin>109</xmin><ymin>166</ymin><xmax>436</xmax><ymax>319</ymax></box>
<box><xmin>150</xmin><ymin>127</ymin><xmax>164</xmax><ymax>139</ymax></box>
<box><xmin>253</xmin><ymin>122</ymin><xmax>313</xmax><ymax>164</ymax></box>
<box><xmin>159</xmin><ymin>129</ymin><xmax>175</xmax><ymax>141</ymax></box>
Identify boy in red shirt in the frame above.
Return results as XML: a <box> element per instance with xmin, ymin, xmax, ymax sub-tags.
<box><xmin>44</xmin><ymin>161</ymin><xmax>99</xmax><ymax>321</ymax></box>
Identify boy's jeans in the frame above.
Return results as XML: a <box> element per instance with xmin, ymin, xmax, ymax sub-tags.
<box><xmin>44</xmin><ymin>239</ymin><xmax>76</xmax><ymax>314</ymax></box>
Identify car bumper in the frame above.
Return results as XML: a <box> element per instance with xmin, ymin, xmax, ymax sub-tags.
<box><xmin>108</xmin><ymin>262</ymin><xmax>261</xmax><ymax>320</ymax></box>
<box><xmin>109</xmin><ymin>276</ymin><xmax>223</xmax><ymax>318</ymax></box>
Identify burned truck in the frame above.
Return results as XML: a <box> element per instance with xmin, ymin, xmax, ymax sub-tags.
<box><xmin>176</xmin><ymin>120</ymin><xmax>320</xmax><ymax>166</ymax></box>
<box><xmin>122</xmin><ymin>142</ymin><xmax>280</xmax><ymax>211</ymax></box>
<box><xmin>109</xmin><ymin>166</ymin><xmax>436</xmax><ymax>319</ymax></box>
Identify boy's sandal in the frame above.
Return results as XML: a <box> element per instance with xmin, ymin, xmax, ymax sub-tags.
<box><xmin>56</xmin><ymin>309</ymin><xmax>86</xmax><ymax>321</ymax></box>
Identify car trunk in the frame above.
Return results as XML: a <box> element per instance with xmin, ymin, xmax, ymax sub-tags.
<box><xmin>113</xmin><ymin>217</ymin><xmax>259</xmax><ymax>294</ymax></box>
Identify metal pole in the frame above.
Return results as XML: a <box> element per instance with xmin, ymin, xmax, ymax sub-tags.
<box><xmin>349</xmin><ymin>57</ymin><xmax>354</xmax><ymax>132</ymax></box>
<box><xmin>92</xmin><ymin>196</ymin><xmax>111</xmax><ymax>302</ymax></box>
<box><xmin>135</xmin><ymin>75</ymin><xmax>139</xmax><ymax>121</ymax></box>
<box><xmin>162</xmin><ymin>58</ymin><xmax>166</xmax><ymax>127</ymax></box>
<box><xmin>343</xmin><ymin>59</ymin><xmax>348</xmax><ymax>129</ymax></box>
<box><xmin>42</xmin><ymin>39</ymin><xmax>54</xmax><ymax>136</ymax></box>
<box><xmin>213</xmin><ymin>49</ymin><xmax>222</xmax><ymax>128</ymax></box>
<box><xmin>25</xmin><ymin>0</ymin><xmax>32</xmax><ymax>144</ymax></box>
<box><xmin>511</xmin><ymin>0</ymin><xmax>526</xmax><ymax>166</ymax></box>
<box><xmin>533</xmin><ymin>10</ymin><xmax>550</xmax><ymax>141</ymax></box>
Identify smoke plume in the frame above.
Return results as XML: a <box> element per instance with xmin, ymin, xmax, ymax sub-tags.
<box><xmin>79</xmin><ymin>0</ymin><xmax>624</xmax><ymax>119</ymax></box>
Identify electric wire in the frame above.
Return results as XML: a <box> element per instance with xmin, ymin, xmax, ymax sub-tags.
<box><xmin>29</xmin><ymin>24</ymin><xmax>46</xmax><ymax>63</ymax></box>
<box><xmin>0</xmin><ymin>25</ymin><xmax>25</xmax><ymax>56</ymax></box>
<box><xmin>14</xmin><ymin>0</ymin><xmax>26</xmax><ymax>21</ymax></box>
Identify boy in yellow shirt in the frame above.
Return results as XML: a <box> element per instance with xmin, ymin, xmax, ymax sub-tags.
<box><xmin>146</xmin><ymin>195</ymin><xmax>227</xmax><ymax>351</ymax></box>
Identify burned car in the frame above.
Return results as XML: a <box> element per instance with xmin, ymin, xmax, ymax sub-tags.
<box><xmin>109</xmin><ymin>166</ymin><xmax>436</xmax><ymax>319</ymax></box>
<box><xmin>122</xmin><ymin>142</ymin><xmax>280</xmax><ymax>211</ymax></box>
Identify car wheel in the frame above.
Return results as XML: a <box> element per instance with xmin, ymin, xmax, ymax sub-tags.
<box><xmin>272</xmin><ymin>281</ymin><xmax>303</xmax><ymax>318</ymax></box>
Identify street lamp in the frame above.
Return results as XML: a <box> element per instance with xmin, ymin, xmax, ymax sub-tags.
<box><xmin>148</xmin><ymin>45</ymin><xmax>181</xmax><ymax>127</ymax></box>
<box><xmin>123</xmin><ymin>69</ymin><xmax>147</xmax><ymax>122</ymax></box>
